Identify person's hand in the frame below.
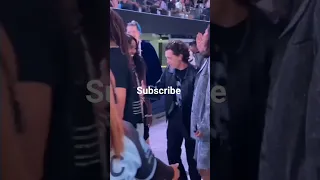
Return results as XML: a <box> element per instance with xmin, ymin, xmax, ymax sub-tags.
<box><xmin>139</xmin><ymin>80</ymin><xmax>146</xmax><ymax>100</ymax></box>
<box><xmin>111</xmin><ymin>0</ymin><xmax>119</xmax><ymax>8</ymax></box>
<box><xmin>146</xmin><ymin>116</ymin><xmax>152</xmax><ymax>127</ymax></box>
<box><xmin>170</xmin><ymin>163</ymin><xmax>180</xmax><ymax>180</ymax></box>
<box><xmin>141</xmin><ymin>80</ymin><xmax>147</xmax><ymax>90</ymax></box>
<box><xmin>196</xmin><ymin>32</ymin><xmax>205</xmax><ymax>52</ymax></box>
<box><xmin>195</xmin><ymin>131</ymin><xmax>202</xmax><ymax>137</ymax></box>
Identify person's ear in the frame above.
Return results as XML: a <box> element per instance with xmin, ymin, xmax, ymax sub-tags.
<box><xmin>178</xmin><ymin>54</ymin><xmax>183</xmax><ymax>61</ymax></box>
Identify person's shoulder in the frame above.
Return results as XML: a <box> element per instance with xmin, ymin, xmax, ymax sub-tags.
<box><xmin>110</xmin><ymin>48</ymin><xmax>128</xmax><ymax>63</ymax></box>
<box><xmin>142</xmin><ymin>40</ymin><xmax>157</xmax><ymax>49</ymax></box>
<box><xmin>110</xmin><ymin>48</ymin><xmax>124</xmax><ymax>55</ymax></box>
<box><xmin>141</xmin><ymin>40</ymin><xmax>152</xmax><ymax>47</ymax></box>
<box><xmin>110</xmin><ymin>48</ymin><xmax>121</xmax><ymax>56</ymax></box>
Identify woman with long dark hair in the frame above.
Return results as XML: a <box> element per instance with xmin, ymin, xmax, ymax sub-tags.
<box><xmin>127</xmin><ymin>34</ymin><xmax>152</xmax><ymax>144</ymax></box>
<box><xmin>110</xmin><ymin>9</ymin><xmax>135</xmax><ymax>126</ymax></box>
<box><xmin>191</xmin><ymin>25</ymin><xmax>210</xmax><ymax>180</ymax></box>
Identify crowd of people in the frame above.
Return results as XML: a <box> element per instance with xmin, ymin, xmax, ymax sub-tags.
<box><xmin>109</xmin><ymin>8</ymin><xmax>211</xmax><ymax>180</ymax></box>
<box><xmin>111</xmin><ymin>0</ymin><xmax>210</xmax><ymax>20</ymax></box>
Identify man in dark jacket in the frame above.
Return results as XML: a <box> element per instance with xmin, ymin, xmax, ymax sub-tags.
<box><xmin>210</xmin><ymin>0</ymin><xmax>279</xmax><ymax>180</ymax></box>
<box><xmin>149</xmin><ymin>41</ymin><xmax>201</xmax><ymax>180</ymax></box>
<box><xmin>259</xmin><ymin>0</ymin><xmax>320</xmax><ymax>180</ymax></box>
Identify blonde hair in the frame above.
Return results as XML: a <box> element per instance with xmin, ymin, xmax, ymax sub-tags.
<box><xmin>110</xmin><ymin>72</ymin><xmax>124</xmax><ymax>157</ymax></box>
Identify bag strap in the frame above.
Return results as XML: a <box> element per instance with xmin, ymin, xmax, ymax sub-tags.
<box><xmin>0</xmin><ymin>25</ymin><xmax>23</xmax><ymax>133</ymax></box>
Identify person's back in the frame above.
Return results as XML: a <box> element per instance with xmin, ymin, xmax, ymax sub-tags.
<box><xmin>110</xmin><ymin>48</ymin><xmax>136</xmax><ymax>126</ymax></box>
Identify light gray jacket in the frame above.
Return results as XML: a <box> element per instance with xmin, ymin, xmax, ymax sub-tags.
<box><xmin>190</xmin><ymin>58</ymin><xmax>210</xmax><ymax>141</ymax></box>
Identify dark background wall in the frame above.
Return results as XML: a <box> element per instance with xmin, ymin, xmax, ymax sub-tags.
<box><xmin>114</xmin><ymin>9</ymin><xmax>209</xmax><ymax>35</ymax></box>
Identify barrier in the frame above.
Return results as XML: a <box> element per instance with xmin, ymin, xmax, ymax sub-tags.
<box><xmin>114</xmin><ymin>8</ymin><xmax>209</xmax><ymax>35</ymax></box>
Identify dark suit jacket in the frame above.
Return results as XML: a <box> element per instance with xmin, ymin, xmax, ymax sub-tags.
<box><xmin>141</xmin><ymin>40</ymin><xmax>162</xmax><ymax>86</ymax></box>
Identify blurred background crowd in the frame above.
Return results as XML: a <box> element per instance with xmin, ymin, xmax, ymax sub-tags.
<box><xmin>111</xmin><ymin>0</ymin><xmax>210</xmax><ymax>20</ymax></box>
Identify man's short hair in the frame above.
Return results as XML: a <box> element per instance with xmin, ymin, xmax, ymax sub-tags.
<box><xmin>165</xmin><ymin>40</ymin><xmax>190</xmax><ymax>63</ymax></box>
<box><xmin>127</xmin><ymin>20</ymin><xmax>142</xmax><ymax>33</ymax></box>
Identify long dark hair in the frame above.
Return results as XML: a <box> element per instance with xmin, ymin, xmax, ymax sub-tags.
<box><xmin>127</xmin><ymin>34</ymin><xmax>147</xmax><ymax>82</ymax></box>
<box><xmin>110</xmin><ymin>9</ymin><xmax>129</xmax><ymax>56</ymax></box>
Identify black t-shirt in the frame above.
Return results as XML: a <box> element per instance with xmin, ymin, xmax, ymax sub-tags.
<box><xmin>110</xmin><ymin>48</ymin><xmax>135</xmax><ymax>127</ymax></box>
<box><xmin>211</xmin><ymin>20</ymin><xmax>247</xmax><ymax>53</ymax></box>
<box><xmin>174</xmin><ymin>68</ymin><xmax>187</xmax><ymax>108</ymax></box>
<box><xmin>211</xmin><ymin>20</ymin><xmax>249</xmax><ymax>133</ymax></box>
<box><xmin>175</xmin><ymin>68</ymin><xmax>187</xmax><ymax>80</ymax></box>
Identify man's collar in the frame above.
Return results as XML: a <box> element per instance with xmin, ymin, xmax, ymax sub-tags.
<box><xmin>168</xmin><ymin>64</ymin><xmax>193</xmax><ymax>79</ymax></box>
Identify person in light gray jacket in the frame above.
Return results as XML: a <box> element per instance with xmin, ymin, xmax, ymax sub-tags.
<box><xmin>190</xmin><ymin>25</ymin><xmax>210</xmax><ymax>180</ymax></box>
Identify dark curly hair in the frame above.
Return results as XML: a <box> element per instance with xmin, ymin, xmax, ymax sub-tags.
<box><xmin>165</xmin><ymin>40</ymin><xmax>190</xmax><ymax>63</ymax></box>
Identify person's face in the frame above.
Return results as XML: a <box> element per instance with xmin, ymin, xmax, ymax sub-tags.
<box><xmin>165</xmin><ymin>50</ymin><xmax>183</xmax><ymax>69</ymax></box>
<box><xmin>126</xmin><ymin>25</ymin><xmax>140</xmax><ymax>41</ymax></box>
<box><xmin>128</xmin><ymin>40</ymin><xmax>137</xmax><ymax>57</ymax></box>
<box><xmin>189</xmin><ymin>45</ymin><xmax>198</xmax><ymax>53</ymax></box>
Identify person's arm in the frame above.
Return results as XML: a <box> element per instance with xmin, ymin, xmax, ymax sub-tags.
<box><xmin>110</xmin><ymin>54</ymin><xmax>128</xmax><ymax>119</ymax></box>
<box><xmin>142</xmin><ymin>75</ymin><xmax>153</xmax><ymax>126</ymax></box>
<box><xmin>197</xmin><ymin>71</ymin><xmax>210</xmax><ymax>139</ymax></box>
<box><xmin>143</xmin><ymin>67</ymin><xmax>168</xmax><ymax>101</ymax></box>
<box><xmin>124</xmin><ymin>122</ymin><xmax>177</xmax><ymax>180</ymax></box>
<box><xmin>1</xmin><ymin>16</ymin><xmax>53</xmax><ymax>180</ymax></box>
<box><xmin>154</xmin><ymin>67</ymin><xmax>167</xmax><ymax>88</ymax></box>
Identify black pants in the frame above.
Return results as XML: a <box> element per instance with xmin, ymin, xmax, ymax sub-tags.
<box><xmin>211</xmin><ymin>138</ymin><xmax>233</xmax><ymax>180</ymax></box>
<box><xmin>166</xmin><ymin>121</ymin><xmax>201</xmax><ymax>180</ymax></box>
